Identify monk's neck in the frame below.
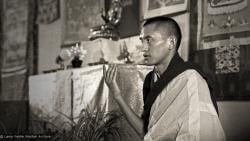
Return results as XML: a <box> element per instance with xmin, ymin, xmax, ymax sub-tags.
<box><xmin>155</xmin><ymin>52</ymin><xmax>175</xmax><ymax>75</ymax></box>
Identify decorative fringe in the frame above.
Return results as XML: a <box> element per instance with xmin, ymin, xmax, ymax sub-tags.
<box><xmin>207</xmin><ymin>0</ymin><xmax>247</xmax><ymax>15</ymax></box>
<box><xmin>201</xmin><ymin>36</ymin><xmax>250</xmax><ymax>50</ymax></box>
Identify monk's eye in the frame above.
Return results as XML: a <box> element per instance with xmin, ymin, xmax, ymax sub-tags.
<box><xmin>140</xmin><ymin>36</ymin><xmax>153</xmax><ymax>45</ymax></box>
<box><xmin>146</xmin><ymin>38</ymin><xmax>153</xmax><ymax>45</ymax></box>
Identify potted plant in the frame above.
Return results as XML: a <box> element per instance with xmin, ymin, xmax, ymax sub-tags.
<box><xmin>30</xmin><ymin>108</ymin><xmax>122</xmax><ymax>141</ymax></box>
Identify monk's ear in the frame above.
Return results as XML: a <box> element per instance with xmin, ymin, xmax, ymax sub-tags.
<box><xmin>167</xmin><ymin>36</ymin><xmax>176</xmax><ymax>50</ymax></box>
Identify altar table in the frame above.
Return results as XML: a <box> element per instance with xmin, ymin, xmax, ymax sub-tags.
<box><xmin>29</xmin><ymin>65</ymin><xmax>152</xmax><ymax>140</ymax></box>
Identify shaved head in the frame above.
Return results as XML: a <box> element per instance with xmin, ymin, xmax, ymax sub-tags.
<box><xmin>143</xmin><ymin>17</ymin><xmax>182</xmax><ymax>50</ymax></box>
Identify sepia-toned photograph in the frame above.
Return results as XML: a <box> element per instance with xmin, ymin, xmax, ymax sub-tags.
<box><xmin>1</xmin><ymin>0</ymin><xmax>250</xmax><ymax>140</ymax></box>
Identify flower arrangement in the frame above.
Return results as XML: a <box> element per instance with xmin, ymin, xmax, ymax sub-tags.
<box><xmin>69</xmin><ymin>43</ymin><xmax>87</xmax><ymax>61</ymax></box>
<box><xmin>56</xmin><ymin>43</ymin><xmax>87</xmax><ymax>68</ymax></box>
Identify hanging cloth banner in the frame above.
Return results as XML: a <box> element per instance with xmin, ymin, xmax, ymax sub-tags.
<box><xmin>1</xmin><ymin>0</ymin><xmax>29</xmax><ymax>77</ymax></box>
<box><xmin>208</xmin><ymin>0</ymin><xmax>248</xmax><ymax>15</ymax></box>
<box><xmin>37</xmin><ymin>0</ymin><xmax>60</xmax><ymax>24</ymax></box>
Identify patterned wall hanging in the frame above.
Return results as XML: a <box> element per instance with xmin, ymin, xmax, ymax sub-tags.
<box><xmin>64</xmin><ymin>0</ymin><xmax>104</xmax><ymax>43</ymax></box>
<box><xmin>37</xmin><ymin>0</ymin><xmax>60</xmax><ymax>24</ymax></box>
<box><xmin>197</xmin><ymin>0</ymin><xmax>250</xmax><ymax>50</ymax></box>
<box><xmin>215</xmin><ymin>36</ymin><xmax>240</xmax><ymax>74</ymax></box>
<box><xmin>1</xmin><ymin>0</ymin><xmax>29</xmax><ymax>78</ymax></box>
<box><xmin>0</xmin><ymin>0</ymin><xmax>37</xmax><ymax>101</ymax></box>
<box><xmin>192</xmin><ymin>0</ymin><xmax>250</xmax><ymax>100</ymax></box>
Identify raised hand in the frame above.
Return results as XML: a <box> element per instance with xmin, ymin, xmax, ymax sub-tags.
<box><xmin>103</xmin><ymin>64</ymin><xmax>144</xmax><ymax>137</ymax></box>
<box><xmin>103</xmin><ymin>64</ymin><xmax>121</xmax><ymax>99</ymax></box>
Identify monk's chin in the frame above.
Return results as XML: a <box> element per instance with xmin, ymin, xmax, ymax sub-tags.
<box><xmin>143</xmin><ymin>60</ymin><xmax>155</xmax><ymax>66</ymax></box>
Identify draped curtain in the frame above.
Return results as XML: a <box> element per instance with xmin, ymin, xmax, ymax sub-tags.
<box><xmin>0</xmin><ymin>0</ymin><xmax>38</xmax><ymax>133</ymax></box>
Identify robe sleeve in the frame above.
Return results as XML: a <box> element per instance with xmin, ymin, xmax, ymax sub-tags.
<box><xmin>144</xmin><ymin>70</ymin><xmax>226</xmax><ymax>141</ymax></box>
<box><xmin>176</xmin><ymin>71</ymin><xmax>226</xmax><ymax>141</ymax></box>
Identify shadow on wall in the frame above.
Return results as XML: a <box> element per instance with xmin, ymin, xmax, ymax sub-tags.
<box><xmin>218</xmin><ymin>101</ymin><xmax>250</xmax><ymax>141</ymax></box>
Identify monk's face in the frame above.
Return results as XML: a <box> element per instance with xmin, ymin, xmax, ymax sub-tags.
<box><xmin>140</xmin><ymin>23</ymin><xmax>173</xmax><ymax>66</ymax></box>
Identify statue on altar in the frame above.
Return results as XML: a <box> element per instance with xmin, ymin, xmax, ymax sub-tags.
<box><xmin>101</xmin><ymin>0</ymin><xmax>122</xmax><ymax>27</ymax></box>
<box><xmin>89</xmin><ymin>0</ymin><xmax>122</xmax><ymax>40</ymax></box>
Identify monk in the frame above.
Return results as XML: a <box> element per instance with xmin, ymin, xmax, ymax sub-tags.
<box><xmin>104</xmin><ymin>17</ymin><xmax>226</xmax><ymax>141</ymax></box>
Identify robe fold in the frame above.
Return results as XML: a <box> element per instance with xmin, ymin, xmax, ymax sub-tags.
<box><xmin>142</xmin><ymin>54</ymin><xmax>225</xmax><ymax>141</ymax></box>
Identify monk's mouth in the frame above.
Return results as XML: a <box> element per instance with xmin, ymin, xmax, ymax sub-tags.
<box><xmin>143</xmin><ymin>54</ymin><xmax>151</xmax><ymax>58</ymax></box>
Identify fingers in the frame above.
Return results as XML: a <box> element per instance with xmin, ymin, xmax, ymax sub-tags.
<box><xmin>103</xmin><ymin>64</ymin><xmax>106</xmax><ymax>78</ymax></box>
<box><xmin>106</xmin><ymin>64</ymin><xmax>113</xmax><ymax>82</ymax></box>
<box><xmin>110</xmin><ymin>64</ymin><xmax>117</xmax><ymax>82</ymax></box>
<box><xmin>104</xmin><ymin>64</ymin><xmax>118</xmax><ymax>84</ymax></box>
